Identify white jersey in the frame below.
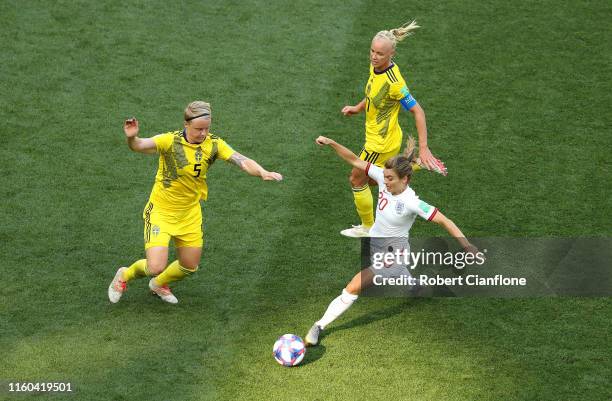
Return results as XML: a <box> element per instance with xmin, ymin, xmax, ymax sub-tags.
<box><xmin>366</xmin><ymin>163</ymin><xmax>438</xmax><ymax>238</ymax></box>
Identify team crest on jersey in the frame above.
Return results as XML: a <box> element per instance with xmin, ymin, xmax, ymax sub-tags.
<box><xmin>195</xmin><ymin>147</ymin><xmax>203</xmax><ymax>162</ymax></box>
<box><xmin>395</xmin><ymin>201</ymin><xmax>405</xmax><ymax>214</ymax></box>
<box><xmin>152</xmin><ymin>225</ymin><xmax>160</xmax><ymax>236</ymax></box>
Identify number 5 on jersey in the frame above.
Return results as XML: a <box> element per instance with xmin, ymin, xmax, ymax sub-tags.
<box><xmin>193</xmin><ymin>164</ymin><xmax>202</xmax><ymax>177</ymax></box>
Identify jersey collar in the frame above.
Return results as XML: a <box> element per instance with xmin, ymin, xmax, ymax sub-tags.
<box><xmin>373</xmin><ymin>62</ymin><xmax>395</xmax><ymax>75</ymax></box>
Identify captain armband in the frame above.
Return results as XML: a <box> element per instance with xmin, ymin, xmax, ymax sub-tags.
<box><xmin>399</xmin><ymin>86</ymin><xmax>418</xmax><ymax>111</ymax></box>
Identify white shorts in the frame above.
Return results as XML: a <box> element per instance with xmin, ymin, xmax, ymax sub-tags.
<box><xmin>368</xmin><ymin>237</ymin><xmax>412</xmax><ymax>279</ymax></box>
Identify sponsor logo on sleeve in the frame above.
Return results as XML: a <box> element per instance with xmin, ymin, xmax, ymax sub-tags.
<box><xmin>418</xmin><ymin>201</ymin><xmax>432</xmax><ymax>214</ymax></box>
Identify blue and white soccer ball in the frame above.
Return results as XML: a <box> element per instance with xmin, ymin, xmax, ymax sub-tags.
<box><xmin>273</xmin><ymin>334</ymin><xmax>306</xmax><ymax>367</ymax></box>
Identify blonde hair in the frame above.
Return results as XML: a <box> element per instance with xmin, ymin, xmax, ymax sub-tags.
<box><xmin>184</xmin><ymin>100</ymin><xmax>211</xmax><ymax>121</ymax></box>
<box><xmin>384</xmin><ymin>136</ymin><xmax>417</xmax><ymax>178</ymax></box>
<box><xmin>373</xmin><ymin>20</ymin><xmax>420</xmax><ymax>49</ymax></box>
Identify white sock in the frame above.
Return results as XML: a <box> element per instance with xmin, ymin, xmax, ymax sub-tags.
<box><xmin>316</xmin><ymin>289</ymin><xmax>359</xmax><ymax>330</ymax></box>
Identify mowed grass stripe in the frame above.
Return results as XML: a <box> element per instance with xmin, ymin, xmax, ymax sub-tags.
<box><xmin>187</xmin><ymin>2</ymin><xmax>376</xmax><ymax>399</ymax></box>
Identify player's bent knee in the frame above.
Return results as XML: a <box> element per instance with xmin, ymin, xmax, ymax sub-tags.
<box><xmin>349</xmin><ymin>170</ymin><xmax>368</xmax><ymax>188</ymax></box>
<box><xmin>147</xmin><ymin>263</ymin><xmax>166</xmax><ymax>275</ymax></box>
<box><xmin>345</xmin><ymin>279</ymin><xmax>362</xmax><ymax>295</ymax></box>
<box><xmin>345</xmin><ymin>284</ymin><xmax>360</xmax><ymax>296</ymax></box>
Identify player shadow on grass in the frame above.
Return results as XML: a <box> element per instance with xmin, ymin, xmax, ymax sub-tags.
<box><xmin>324</xmin><ymin>297</ymin><xmax>432</xmax><ymax>337</ymax></box>
<box><xmin>299</xmin><ymin>344</ymin><xmax>327</xmax><ymax>366</ymax></box>
<box><xmin>299</xmin><ymin>300</ymin><xmax>427</xmax><ymax>365</ymax></box>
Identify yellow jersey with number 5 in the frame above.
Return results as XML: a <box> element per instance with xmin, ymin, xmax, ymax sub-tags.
<box><xmin>148</xmin><ymin>130</ymin><xmax>235</xmax><ymax>210</ymax></box>
<box><xmin>364</xmin><ymin>63</ymin><xmax>416</xmax><ymax>153</ymax></box>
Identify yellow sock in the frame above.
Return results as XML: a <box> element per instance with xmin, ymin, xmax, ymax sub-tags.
<box><xmin>122</xmin><ymin>259</ymin><xmax>151</xmax><ymax>282</ymax></box>
<box><xmin>352</xmin><ymin>184</ymin><xmax>374</xmax><ymax>228</ymax></box>
<box><xmin>154</xmin><ymin>260</ymin><xmax>197</xmax><ymax>286</ymax></box>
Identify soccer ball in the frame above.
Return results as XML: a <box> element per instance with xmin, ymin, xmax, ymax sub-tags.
<box><xmin>273</xmin><ymin>334</ymin><xmax>306</xmax><ymax>367</ymax></box>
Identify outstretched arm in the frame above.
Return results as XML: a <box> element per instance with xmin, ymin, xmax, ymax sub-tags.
<box><xmin>315</xmin><ymin>136</ymin><xmax>368</xmax><ymax>171</ymax></box>
<box><xmin>227</xmin><ymin>152</ymin><xmax>283</xmax><ymax>181</ymax></box>
<box><xmin>430</xmin><ymin>210</ymin><xmax>478</xmax><ymax>254</ymax></box>
<box><xmin>123</xmin><ymin>118</ymin><xmax>157</xmax><ymax>154</ymax></box>
<box><xmin>406</xmin><ymin>104</ymin><xmax>446</xmax><ymax>175</ymax></box>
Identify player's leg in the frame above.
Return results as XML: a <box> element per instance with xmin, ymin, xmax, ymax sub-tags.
<box><xmin>149</xmin><ymin>205</ymin><xmax>203</xmax><ymax>304</ymax></box>
<box><xmin>108</xmin><ymin>245</ymin><xmax>169</xmax><ymax>304</ymax></box>
<box><xmin>108</xmin><ymin>202</ymin><xmax>170</xmax><ymax>303</ymax></box>
<box><xmin>145</xmin><ymin>246</ymin><xmax>170</xmax><ymax>274</ymax></box>
<box><xmin>108</xmin><ymin>246</ymin><xmax>169</xmax><ymax>304</ymax></box>
<box><xmin>344</xmin><ymin>146</ymin><xmax>403</xmax><ymax>237</ymax></box>
<box><xmin>314</xmin><ymin>269</ymin><xmax>372</xmax><ymax>329</ymax></box>
<box><xmin>126</xmin><ymin>204</ymin><xmax>171</xmax><ymax>282</ymax></box>
<box><xmin>153</xmin><ymin>246</ymin><xmax>201</xmax><ymax>287</ymax></box>
<box><xmin>122</xmin><ymin>245</ymin><xmax>168</xmax><ymax>280</ymax></box>
<box><xmin>306</xmin><ymin>268</ymin><xmax>374</xmax><ymax>346</ymax></box>
<box><xmin>345</xmin><ymin>267</ymin><xmax>375</xmax><ymax>295</ymax></box>
<box><xmin>343</xmin><ymin>149</ymin><xmax>376</xmax><ymax>237</ymax></box>
<box><xmin>177</xmin><ymin>246</ymin><xmax>202</xmax><ymax>270</ymax></box>
<box><xmin>149</xmin><ymin>246</ymin><xmax>200</xmax><ymax>304</ymax></box>
<box><xmin>129</xmin><ymin>201</ymin><xmax>171</xmax><ymax>279</ymax></box>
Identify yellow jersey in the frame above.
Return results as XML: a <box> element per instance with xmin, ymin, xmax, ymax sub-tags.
<box><xmin>364</xmin><ymin>63</ymin><xmax>416</xmax><ymax>153</ymax></box>
<box><xmin>148</xmin><ymin>130</ymin><xmax>235</xmax><ymax>210</ymax></box>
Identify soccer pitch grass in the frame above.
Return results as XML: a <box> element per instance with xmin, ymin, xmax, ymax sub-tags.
<box><xmin>2</xmin><ymin>0</ymin><xmax>611</xmax><ymax>400</ymax></box>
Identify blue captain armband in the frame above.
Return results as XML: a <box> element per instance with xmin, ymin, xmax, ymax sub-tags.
<box><xmin>400</xmin><ymin>86</ymin><xmax>418</xmax><ymax>110</ymax></box>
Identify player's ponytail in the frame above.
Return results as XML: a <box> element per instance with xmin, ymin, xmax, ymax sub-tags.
<box><xmin>374</xmin><ymin>20</ymin><xmax>420</xmax><ymax>49</ymax></box>
<box><xmin>403</xmin><ymin>136</ymin><xmax>417</xmax><ymax>163</ymax></box>
<box><xmin>390</xmin><ymin>20</ymin><xmax>420</xmax><ymax>43</ymax></box>
<box><xmin>384</xmin><ymin>136</ymin><xmax>417</xmax><ymax>179</ymax></box>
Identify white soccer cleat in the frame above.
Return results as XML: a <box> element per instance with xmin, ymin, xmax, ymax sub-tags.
<box><xmin>305</xmin><ymin>324</ymin><xmax>322</xmax><ymax>346</ymax></box>
<box><xmin>108</xmin><ymin>267</ymin><xmax>128</xmax><ymax>304</ymax></box>
<box><xmin>149</xmin><ymin>278</ymin><xmax>179</xmax><ymax>304</ymax></box>
<box><xmin>340</xmin><ymin>224</ymin><xmax>370</xmax><ymax>238</ymax></box>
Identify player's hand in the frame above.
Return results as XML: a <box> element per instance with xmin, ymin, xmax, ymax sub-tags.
<box><xmin>464</xmin><ymin>244</ymin><xmax>480</xmax><ymax>256</ymax></box>
<box><xmin>341</xmin><ymin>105</ymin><xmax>360</xmax><ymax>116</ymax></box>
<box><xmin>124</xmin><ymin>118</ymin><xmax>139</xmax><ymax>138</ymax></box>
<box><xmin>261</xmin><ymin>171</ymin><xmax>283</xmax><ymax>181</ymax></box>
<box><xmin>419</xmin><ymin>147</ymin><xmax>447</xmax><ymax>176</ymax></box>
<box><xmin>464</xmin><ymin>244</ymin><xmax>485</xmax><ymax>262</ymax></box>
<box><xmin>315</xmin><ymin>136</ymin><xmax>334</xmax><ymax>146</ymax></box>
